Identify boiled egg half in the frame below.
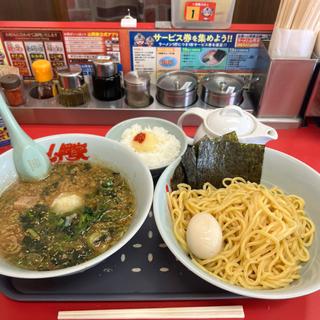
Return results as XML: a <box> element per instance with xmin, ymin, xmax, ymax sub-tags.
<box><xmin>51</xmin><ymin>193</ymin><xmax>84</xmax><ymax>215</ymax></box>
<box><xmin>186</xmin><ymin>212</ymin><xmax>223</xmax><ymax>260</ymax></box>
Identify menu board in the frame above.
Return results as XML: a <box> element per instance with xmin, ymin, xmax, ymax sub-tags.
<box><xmin>0</xmin><ymin>29</ymin><xmax>121</xmax><ymax>78</ymax></box>
<box><xmin>63</xmin><ymin>31</ymin><xmax>120</xmax><ymax>75</ymax></box>
<box><xmin>0</xmin><ymin>39</ymin><xmax>8</xmax><ymax>65</ymax></box>
<box><xmin>1</xmin><ymin>30</ymin><xmax>67</xmax><ymax>77</ymax></box>
<box><xmin>130</xmin><ymin>31</ymin><xmax>271</xmax><ymax>80</ymax></box>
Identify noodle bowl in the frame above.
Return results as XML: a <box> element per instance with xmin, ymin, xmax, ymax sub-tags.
<box><xmin>153</xmin><ymin>149</ymin><xmax>320</xmax><ymax>299</ymax></box>
<box><xmin>168</xmin><ymin>178</ymin><xmax>315</xmax><ymax>290</ymax></box>
<box><xmin>0</xmin><ymin>134</ymin><xmax>153</xmax><ymax>279</ymax></box>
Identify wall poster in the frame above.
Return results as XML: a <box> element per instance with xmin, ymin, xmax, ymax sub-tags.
<box><xmin>63</xmin><ymin>31</ymin><xmax>120</xmax><ymax>75</ymax></box>
<box><xmin>0</xmin><ymin>30</ymin><xmax>121</xmax><ymax>78</ymax></box>
<box><xmin>130</xmin><ymin>31</ymin><xmax>272</xmax><ymax>82</ymax></box>
<box><xmin>1</xmin><ymin>30</ymin><xmax>67</xmax><ymax>78</ymax></box>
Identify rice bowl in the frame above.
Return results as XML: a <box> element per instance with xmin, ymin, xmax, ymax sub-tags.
<box><xmin>106</xmin><ymin>117</ymin><xmax>188</xmax><ymax>178</ymax></box>
<box><xmin>120</xmin><ymin>123</ymin><xmax>181</xmax><ymax>169</ymax></box>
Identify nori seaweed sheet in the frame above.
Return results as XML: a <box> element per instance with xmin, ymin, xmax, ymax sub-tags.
<box><xmin>197</xmin><ymin>138</ymin><xmax>225</xmax><ymax>189</ymax></box>
<box><xmin>221</xmin><ymin>131</ymin><xmax>239</xmax><ymax>143</ymax></box>
<box><xmin>224</xmin><ymin>141</ymin><xmax>264</xmax><ymax>184</ymax></box>
<box><xmin>171</xmin><ymin>145</ymin><xmax>197</xmax><ymax>190</ymax></box>
<box><xmin>181</xmin><ymin>146</ymin><xmax>198</xmax><ymax>187</ymax></box>
<box><xmin>197</xmin><ymin>140</ymin><xmax>264</xmax><ymax>188</ymax></box>
<box><xmin>170</xmin><ymin>161</ymin><xmax>186</xmax><ymax>191</ymax></box>
<box><xmin>170</xmin><ymin>131</ymin><xmax>265</xmax><ymax>190</ymax></box>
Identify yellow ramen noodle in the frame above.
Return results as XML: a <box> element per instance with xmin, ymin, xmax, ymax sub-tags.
<box><xmin>168</xmin><ymin>177</ymin><xmax>315</xmax><ymax>289</ymax></box>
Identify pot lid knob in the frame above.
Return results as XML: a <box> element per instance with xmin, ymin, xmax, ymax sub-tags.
<box><xmin>219</xmin><ymin>81</ymin><xmax>227</xmax><ymax>92</ymax></box>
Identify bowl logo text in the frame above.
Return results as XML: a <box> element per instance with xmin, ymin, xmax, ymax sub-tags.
<box><xmin>47</xmin><ymin>142</ymin><xmax>89</xmax><ymax>163</ymax></box>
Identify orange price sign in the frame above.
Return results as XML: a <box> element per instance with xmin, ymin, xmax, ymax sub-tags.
<box><xmin>185</xmin><ymin>6</ymin><xmax>200</xmax><ymax>21</ymax></box>
<box><xmin>184</xmin><ymin>1</ymin><xmax>216</xmax><ymax>22</ymax></box>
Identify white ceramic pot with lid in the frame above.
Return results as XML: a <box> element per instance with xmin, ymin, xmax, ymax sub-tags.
<box><xmin>177</xmin><ymin>105</ymin><xmax>278</xmax><ymax>144</ymax></box>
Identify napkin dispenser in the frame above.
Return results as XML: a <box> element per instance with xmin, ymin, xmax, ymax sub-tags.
<box><xmin>251</xmin><ymin>42</ymin><xmax>318</xmax><ymax>118</ymax></box>
<box><xmin>304</xmin><ymin>59</ymin><xmax>320</xmax><ymax>117</ymax></box>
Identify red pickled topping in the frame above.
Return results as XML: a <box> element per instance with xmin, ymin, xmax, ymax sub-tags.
<box><xmin>133</xmin><ymin>132</ymin><xmax>146</xmax><ymax>144</ymax></box>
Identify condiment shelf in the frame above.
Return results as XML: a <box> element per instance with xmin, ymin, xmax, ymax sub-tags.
<box><xmin>0</xmin><ymin>209</ymin><xmax>240</xmax><ymax>302</ymax></box>
<box><xmin>10</xmin><ymin>83</ymin><xmax>301</xmax><ymax>129</ymax></box>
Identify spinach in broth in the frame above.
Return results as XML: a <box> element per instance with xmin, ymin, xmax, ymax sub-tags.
<box><xmin>0</xmin><ymin>162</ymin><xmax>135</xmax><ymax>271</ymax></box>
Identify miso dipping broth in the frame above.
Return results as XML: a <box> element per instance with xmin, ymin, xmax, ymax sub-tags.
<box><xmin>0</xmin><ymin>162</ymin><xmax>135</xmax><ymax>271</ymax></box>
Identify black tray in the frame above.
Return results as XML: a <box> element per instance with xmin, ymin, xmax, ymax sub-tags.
<box><xmin>0</xmin><ymin>210</ymin><xmax>240</xmax><ymax>301</ymax></box>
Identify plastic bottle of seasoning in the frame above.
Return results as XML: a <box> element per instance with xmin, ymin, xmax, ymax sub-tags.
<box><xmin>56</xmin><ymin>65</ymin><xmax>90</xmax><ymax>107</ymax></box>
<box><xmin>0</xmin><ymin>74</ymin><xmax>25</xmax><ymax>107</ymax></box>
<box><xmin>30</xmin><ymin>59</ymin><xmax>56</xmax><ymax>99</ymax></box>
<box><xmin>92</xmin><ymin>56</ymin><xmax>122</xmax><ymax>101</ymax></box>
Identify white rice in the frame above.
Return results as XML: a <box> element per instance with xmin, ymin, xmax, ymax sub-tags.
<box><xmin>120</xmin><ymin>124</ymin><xmax>181</xmax><ymax>169</ymax></box>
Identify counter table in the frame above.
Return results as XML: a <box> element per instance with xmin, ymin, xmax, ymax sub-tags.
<box><xmin>0</xmin><ymin>123</ymin><xmax>319</xmax><ymax>320</ymax></box>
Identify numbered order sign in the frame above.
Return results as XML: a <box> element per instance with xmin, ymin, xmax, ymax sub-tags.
<box><xmin>184</xmin><ymin>1</ymin><xmax>216</xmax><ymax>21</ymax></box>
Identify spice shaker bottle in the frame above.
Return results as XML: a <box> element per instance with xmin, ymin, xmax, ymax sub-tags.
<box><xmin>124</xmin><ymin>71</ymin><xmax>151</xmax><ymax>107</ymax></box>
<box><xmin>92</xmin><ymin>56</ymin><xmax>122</xmax><ymax>101</ymax></box>
<box><xmin>30</xmin><ymin>59</ymin><xmax>56</xmax><ymax>99</ymax></box>
<box><xmin>56</xmin><ymin>65</ymin><xmax>90</xmax><ymax>107</ymax></box>
<box><xmin>0</xmin><ymin>74</ymin><xmax>25</xmax><ymax>107</ymax></box>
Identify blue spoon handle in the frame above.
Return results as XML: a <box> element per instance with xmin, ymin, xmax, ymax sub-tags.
<box><xmin>0</xmin><ymin>94</ymin><xmax>32</xmax><ymax>148</ymax></box>
<box><xmin>0</xmin><ymin>94</ymin><xmax>51</xmax><ymax>181</ymax></box>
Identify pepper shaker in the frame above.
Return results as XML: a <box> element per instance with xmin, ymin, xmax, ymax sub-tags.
<box><xmin>124</xmin><ymin>71</ymin><xmax>151</xmax><ymax>108</ymax></box>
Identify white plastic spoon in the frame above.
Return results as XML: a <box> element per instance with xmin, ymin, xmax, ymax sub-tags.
<box><xmin>0</xmin><ymin>94</ymin><xmax>51</xmax><ymax>181</ymax></box>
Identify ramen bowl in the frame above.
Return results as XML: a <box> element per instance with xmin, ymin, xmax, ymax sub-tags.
<box><xmin>153</xmin><ymin>148</ymin><xmax>320</xmax><ymax>299</ymax></box>
<box><xmin>0</xmin><ymin>134</ymin><xmax>153</xmax><ymax>279</ymax></box>
<box><xmin>106</xmin><ymin>117</ymin><xmax>188</xmax><ymax>179</ymax></box>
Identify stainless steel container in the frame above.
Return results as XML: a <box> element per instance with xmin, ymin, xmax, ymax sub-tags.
<box><xmin>251</xmin><ymin>41</ymin><xmax>318</xmax><ymax>118</ymax></box>
<box><xmin>57</xmin><ymin>64</ymin><xmax>84</xmax><ymax>89</ymax></box>
<box><xmin>92</xmin><ymin>55</ymin><xmax>118</xmax><ymax>77</ymax></box>
<box><xmin>92</xmin><ymin>55</ymin><xmax>122</xmax><ymax>101</ymax></box>
<box><xmin>124</xmin><ymin>71</ymin><xmax>151</xmax><ymax>108</ymax></box>
<box><xmin>305</xmin><ymin>62</ymin><xmax>320</xmax><ymax>117</ymax></box>
<box><xmin>200</xmin><ymin>72</ymin><xmax>245</xmax><ymax>107</ymax></box>
<box><xmin>256</xmin><ymin>59</ymin><xmax>318</xmax><ymax>117</ymax></box>
<box><xmin>156</xmin><ymin>71</ymin><xmax>198</xmax><ymax>108</ymax></box>
<box><xmin>56</xmin><ymin>64</ymin><xmax>90</xmax><ymax>107</ymax></box>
